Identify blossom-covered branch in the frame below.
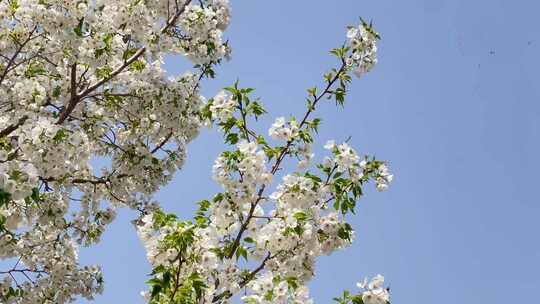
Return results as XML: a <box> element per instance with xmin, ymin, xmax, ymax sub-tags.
<box><xmin>135</xmin><ymin>19</ymin><xmax>392</xmax><ymax>304</ymax></box>
<box><xmin>0</xmin><ymin>0</ymin><xmax>231</xmax><ymax>302</ymax></box>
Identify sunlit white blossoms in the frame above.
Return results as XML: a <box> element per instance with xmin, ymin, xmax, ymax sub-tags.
<box><xmin>375</xmin><ymin>164</ymin><xmax>393</xmax><ymax>192</ymax></box>
<box><xmin>357</xmin><ymin>275</ymin><xmax>391</xmax><ymax>304</ymax></box>
<box><xmin>1</xmin><ymin>0</ymin><xmax>231</xmax><ymax>302</ymax></box>
<box><xmin>345</xmin><ymin>21</ymin><xmax>380</xmax><ymax>77</ymax></box>
<box><xmin>134</xmin><ymin>19</ymin><xmax>391</xmax><ymax>304</ymax></box>
<box><xmin>268</xmin><ymin>117</ymin><xmax>299</xmax><ymax>141</ymax></box>
<box><xmin>179</xmin><ymin>2</ymin><xmax>232</xmax><ymax>64</ymax></box>
<box><xmin>210</xmin><ymin>90</ymin><xmax>236</xmax><ymax>122</ymax></box>
<box><xmin>296</xmin><ymin>143</ymin><xmax>314</xmax><ymax>170</ymax></box>
<box><xmin>324</xmin><ymin>140</ymin><xmax>361</xmax><ymax>172</ymax></box>
<box><xmin>334</xmin><ymin>275</ymin><xmax>390</xmax><ymax>304</ymax></box>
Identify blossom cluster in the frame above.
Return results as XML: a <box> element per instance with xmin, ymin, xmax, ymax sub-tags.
<box><xmin>179</xmin><ymin>2</ymin><xmax>231</xmax><ymax>64</ymax></box>
<box><xmin>134</xmin><ymin>20</ymin><xmax>391</xmax><ymax>304</ymax></box>
<box><xmin>334</xmin><ymin>275</ymin><xmax>391</xmax><ymax>304</ymax></box>
<box><xmin>0</xmin><ymin>0</ymin><xmax>231</xmax><ymax>302</ymax></box>
<box><xmin>324</xmin><ymin>140</ymin><xmax>393</xmax><ymax>191</ymax></box>
<box><xmin>345</xmin><ymin>21</ymin><xmax>380</xmax><ymax>77</ymax></box>
<box><xmin>209</xmin><ymin>90</ymin><xmax>236</xmax><ymax>122</ymax></box>
<box><xmin>268</xmin><ymin>117</ymin><xmax>299</xmax><ymax>141</ymax></box>
<box><xmin>357</xmin><ymin>275</ymin><xmax>391</xmax><ymax>304</ymax></box>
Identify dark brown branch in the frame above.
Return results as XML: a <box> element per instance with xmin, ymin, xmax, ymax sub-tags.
<box><xmin>151</xmin><ymin>132</ymin><xmax>173</xmax><ymax>154</ymax></box>
<box><xmin>0</xmin><ymin>116</ymin><xmax>28</xmax><ymax>137</ymax></box>
<box><xmin>41</xmin><ymin>173</ymin><xmax>129</xmax><ymax>186</ymax></box>
<box><xmin>57</xmin><ymin>64</ymin><xmax>79</xmax><ymax>123</ymax></box>
<box><xmin>169</xmin><ymin>257</ymin><xmax>185</xmax><ymax>301</ymax></box>
<box><xmin>212</xmin><ymin>252</ymin><xmax>277</xmax><ymax>302</ymax></box>
<box><xmin>239</xmin><ymin>253</ymin><xmax>273</xmax><ymax>288</ymax></box>
<box><xmin>0</xmin><ymin>26</ymin><xmax>38</xmax><ymax>85</ymax></box>
<box><xmin>0</xmin><ymin>268</ymin><xmax>48</xmax><ymax>275</ymax></box>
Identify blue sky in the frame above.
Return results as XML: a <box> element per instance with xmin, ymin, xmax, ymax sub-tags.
<box><xmin>79</xmin><ymin>1</ymin><xmax>540</xmax><ymax>303</ymax></box>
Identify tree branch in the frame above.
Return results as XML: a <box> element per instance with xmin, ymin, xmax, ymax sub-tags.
<box><xmin>56</xmin><ymin>1</ymin><xmax>192</xmax><ymax>124</ymax></box>
<box><xmin>225</xmin><ymin>62</ymin><xmax>348</xmax><ymax>260</ymax></box>
<box><xmin>0</xmin><ymin>26</ymin><xmax>38</xmax><ymax>86</ymax></box>
<box><xmin>0</xmin><ymin>116</ymin><xmax>28</xmax><ymax>137</ymax></box>
<box><xmin>151</xmin><ymin>132</ymin><xmax>173</xmax><ymax>154</ymax></box>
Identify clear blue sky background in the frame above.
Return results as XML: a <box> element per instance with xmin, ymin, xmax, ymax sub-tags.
<box><xmin>79</xmin><ymin>1</ymin><xmax>540</xmax><ymax>303</ymax></box>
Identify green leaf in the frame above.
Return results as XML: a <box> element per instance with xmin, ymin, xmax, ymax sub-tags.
<box><xmin>146</xmin><ymin>278</ymin><xmax>162</xmax><ymax>286</ymax></box>
<box><xmin>310</xmin><ymin>118</ymin><xmax>322</xmax><ymax>133</ymax></box>
<box><xmin>225</xmin><ymin>133</ymin><xmax>239</xmax><ymax>145</ymax></box>
<box><xmin>9</xmin><ymin>0</ymin><xmax>19</xmax><ymax>14</ymax></box>
<box><xmin>293</xmin><ymin>212</ymin><xmax>307</xmax><ymax>222</ymax></box>
<box><xmin>334</xmin><ymin>87</ymin><xmax>346</xmax><ymax>105</ymax></box>
<box><xmin>0</xmin><ymin>189</ymin><xmax>11</xmax><ymax>205</ymax></box>
<box><xmin>95</xmin><ymin>48</ymin><xmax>105</xmax><ymax>59</ymax></box>
<box><xmin>52</xmin><ymin>129</ymin><xmax>68</xmax><ymax>144</ymax></box>
<box><xmin>248</xmin><ymin>101</ymin><xmax>266</xmax><ymax>118</ymax></box>
<box><xmin>73</xmin><ymin>18</ymin><xmax>85</xmax><ymax>37</ymax></box>
<box><xmin>286</xmin><ymin>276</ymin><xmax>299</xmax><ymax>290</ymax></box>
<box><xmin>150</xmin><ymin>284</ymin><xmax>162</xmax><ymax>298</ymax></box>
<box><xmin>213</xmin><ymin>193</ymin><xmax>224</xmax><ymax>203</ymax></box>
<box><xmin>129</xmin><ymin>60</ymin><xmax>146</xmax><ymax>72</ymax></box>
<box><xmin>96</xmin><ymin>66</ymin><xmax>113</xmax><ymax>79</ymax></box>
<box><xmin>52</xmin><ymin>86</ymin><xmax>62</xmax><ymax>97</ymax></box>
<box><xmin>236</xmin><ymin>245</ymin><xmax>248</xmax><ymax>261</ymax></box>
<box><xmin>351</xmin><ymin>295</ymin><xmax>365</xmax><ymax>304</ymax></box>
<box><xmin>123</xmin><ymin>48</ymin><xmax>138</xmax><ymax>61</ymax></box>
<box><xmin>263</xmin><ymin>146</ymin><xmax>275</xmax><ymax>160</ymax></box>
<box><xmin>337</xmin><ymin>223</ymin><xmax>354</xmax><ymax>241</ymax></box>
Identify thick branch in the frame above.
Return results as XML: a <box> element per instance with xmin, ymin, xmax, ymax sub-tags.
<box><xmin>41</xmin><ymin>173</ymin><xmax>129</xmax><ymax>186</ymax></box>
<box><xmin>56</xmin><ymin>64</ymin><xmax>79</xmax><ymax>123</ymax></box>
<box><xmin>0</xmin><ymin>116</ymin><xmax>28</xmax><ymax>137</ymax></box>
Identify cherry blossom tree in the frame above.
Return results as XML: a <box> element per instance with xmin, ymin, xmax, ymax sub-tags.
<box><xmin>0</xmin><ymin>1</ymin><xmax>392</xmax><ymax>303</ymax></box>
